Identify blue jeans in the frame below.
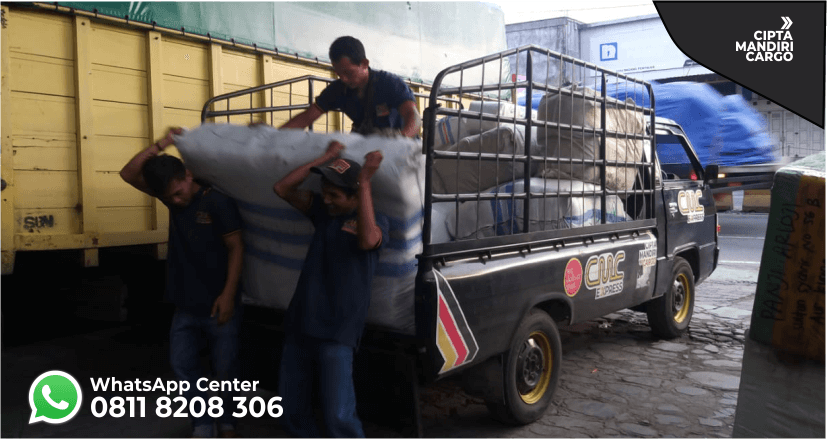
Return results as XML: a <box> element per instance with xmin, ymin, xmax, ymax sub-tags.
<box><xmin>169</xmin><ymin>306</ymin><xmax>242</xmax><ymax>429</ymax></box>
<box><xmin>278</xmin><ymin>334</ymin><xmax>364</xmax><ymax>438</ymax></box>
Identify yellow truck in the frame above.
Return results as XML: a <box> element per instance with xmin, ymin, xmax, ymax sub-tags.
<box><xmin>1</xmin><ymin>3</ymin><xmax>506</xmax><ymax>285</ymax></box>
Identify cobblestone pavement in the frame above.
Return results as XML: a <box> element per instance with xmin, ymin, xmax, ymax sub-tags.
<box><xmin>3</xmin><ymin>263</ymin><xmax>758</xmax><ymax>438</ymax></box>
<box><xmin>364</xmin><ymin>263</ymin><xmax>759</xmax><ymax>438</ymax></box>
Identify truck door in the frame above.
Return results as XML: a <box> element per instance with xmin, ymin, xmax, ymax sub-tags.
<box><xmin>655</xmin><ymin>128</ymin><xmax>717</xmax><ymax>277</ymax></box>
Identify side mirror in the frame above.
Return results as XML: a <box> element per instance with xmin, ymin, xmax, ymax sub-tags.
<box><xmin>703</xmin><ymin>164</ymin><xmax>719</xmax><ymax>186</ymax></box>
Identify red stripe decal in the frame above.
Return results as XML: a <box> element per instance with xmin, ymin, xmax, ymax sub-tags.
<box><xmin>438</xmin><ymin>294</ymin><xmax>468</xmax><ymax>365</ymax></box>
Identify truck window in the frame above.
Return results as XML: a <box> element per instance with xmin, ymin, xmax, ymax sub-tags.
<box><xmin>656</xmin><ymin>134</ymin><xmax>699</xmax><ymax>180</ymax></box>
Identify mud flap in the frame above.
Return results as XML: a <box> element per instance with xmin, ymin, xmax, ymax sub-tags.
<box><xmin>460</xmin><ymin>354</ymin><xmax>505</xmax><ymax>405</ymax></box>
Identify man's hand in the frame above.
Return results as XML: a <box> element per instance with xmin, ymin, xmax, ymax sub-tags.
<box><xmin>211</xmin><ymin>292</ymin><xmax>235</xmax><ymax>325</ymax></box>
<box><xmin>359</xmin><ymin>150</ymin><xmax>383</xmax><ymax>182</ymax></box>
<box><xmin>326</xmin><ymin>140</ymin><xmax>345</xmax><ymax>159</ymax></box>
<box><xmin>160</xmin><ymin>127</ymin><xmax>184</xmax><ymax>150</ymax></box>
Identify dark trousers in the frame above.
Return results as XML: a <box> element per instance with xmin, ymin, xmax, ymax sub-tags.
<box><xmin>278</xmin><ymin>334</ymin><xmax>364</xmax><ymax>438</ymax></box>
<box><xmin>169</xmin><ymin>306</ymin><xmax>242</xmax><ymax>429</ymax></box>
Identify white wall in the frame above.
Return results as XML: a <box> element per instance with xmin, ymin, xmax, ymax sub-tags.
<box><xmin>579</xmin><ymin>15</ymin><xmax>711</xmax><ymax>81</ymax></box>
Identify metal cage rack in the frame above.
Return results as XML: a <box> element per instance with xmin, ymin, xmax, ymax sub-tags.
<box><xmin>421</xmin><ymin>45</ymin><xmax>658</xmax><ymax>258</ymax></box>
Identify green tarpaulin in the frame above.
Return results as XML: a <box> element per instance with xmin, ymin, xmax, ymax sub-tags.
<box><xmin>51</xmin><ymin>1</ymin><xmax>508</xmax><ymax>84</ymax></box>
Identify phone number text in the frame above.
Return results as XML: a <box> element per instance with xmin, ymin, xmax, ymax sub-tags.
<box><xmin>90</xmin><ymin>396</ymin><xmax>283</xmax><ymax>418</ymax></box>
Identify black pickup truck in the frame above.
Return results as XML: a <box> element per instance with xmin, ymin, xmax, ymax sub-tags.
<box><xmin>201</xmin><ymin>45</ymin><xmax>719</xmax><ymax>428</ymax></box>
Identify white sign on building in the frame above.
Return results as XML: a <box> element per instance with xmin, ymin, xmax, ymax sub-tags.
<box><xmin>580</xmin><ymin>15</ymin><xmax>711</xmax><ymax>82</ymax></box>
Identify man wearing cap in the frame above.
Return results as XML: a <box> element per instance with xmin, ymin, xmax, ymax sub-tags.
<box><xmin>273</xmin><ymin>140</ymin><xmax>388</xmax><ymax>437</ymax></box>
<box><xmin>281</xmin><ymin>36</ymin><xmax>421</xmax><ymax>138</ymax></box>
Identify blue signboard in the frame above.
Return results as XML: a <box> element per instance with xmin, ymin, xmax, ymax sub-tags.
<box><xmin>600</xmin><ymin>42</ymin><xmax>618</xmax><ymax>61</ymax></box>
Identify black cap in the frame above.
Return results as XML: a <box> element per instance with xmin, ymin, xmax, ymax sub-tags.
<box><xmin>311</xmin><ymin>157</ymin><xmax>362</xmax><ymax>191</ymax></box>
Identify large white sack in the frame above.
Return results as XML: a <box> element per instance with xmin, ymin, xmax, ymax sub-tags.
<box><xmin>434</xmin><ymin>178</ymin><xmax>631</xmax><ymax>240</ymax></box>
<box><xmin>432</xmin><ymin>125</ymin><xmax>527</xmax><ymax>194</ymax></box>
<box><xmin>174</xmin><ymin>124</ymin><xmax>425</xmax><ymax>334</ymax></box>
<box><xmin>535</xmin><ymin>85</ymin><xmax>645</xmax><ymax>191</ymax></box>
<box><xmin>433</xmin><ymin>100</ymin><xmax>531</xmax><ymax>149</ymax></box>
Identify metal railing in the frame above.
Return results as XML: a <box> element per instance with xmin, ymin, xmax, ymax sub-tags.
<box><xmin>201</xmin><ymin>74</ymin><xmax>452</xmax><ymax>131</ymax></box>
<box><xmin>422</xmin><ymin>45</ymin><xmax>657</xmax><ymax>257</ymax></box>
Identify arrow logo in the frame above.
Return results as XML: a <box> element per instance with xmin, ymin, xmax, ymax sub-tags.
<box><xmin>781</xmin><ymin>16</ymin><xmax>793</xmax><ymax>30</ymax></box>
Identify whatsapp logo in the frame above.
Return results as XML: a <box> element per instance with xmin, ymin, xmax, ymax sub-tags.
<box><xmin>29</xmin><ymin>371</ymin><xmax>82</xmax><ymax>424</ymax></box>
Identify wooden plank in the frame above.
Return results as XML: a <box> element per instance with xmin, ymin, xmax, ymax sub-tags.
<box><xmin>163</xmin><ymin>76</ymin><xmax>210</xmax><ymax>111</ymax></box>
<box><xmin>91</xmin><ymin>65</ymin><xmax>147</xmax><ymax>104</ymax></box>
<box><xmin>90</xmin><ymin>22</ymin><xmax>146</xmax><ymax>71</ymax></box>
<box><xmin>2</xmin><ymin>5</ymin><xmax>16</xmax><ymax>273</ymax></box>
<box><xmin>14</xmin><ymin>207</ymin><xmax>81</xmax><ymax>235</ymax></box>
<box><xmin>83</xmin><ymin>248</ymin><xmax>99</xmax><ymax>267</ymax></box>
<box><xmin>95</xmin><ymin>172</ymin><xmax>152</xmax><ymax>208</ymax></box>
<box><xmin>222</xmin><ymin>50</ymin><xmax>259</xmax><ymax>88</ymax></box>
<box><xmin>163</xmin><ymin>36</ymin><xmax>209</xmax><ymax>81</ymax></box>
<box><xmin>8</xmin><ymin>9</ymin><xmax>74</xmax><ymax>60</ymax></box>
<box><xmin>92</xmin><ymin>101</ymin><xmax>149</xmax><ymax>138</ymax></box>
<box><xmin>164</xmin><ymin>108</ymin><xmax>203</xmax><ymax>133</ymax></box>
<box><xmin>11</xmin><ymin>133</ymin><xmax>75</xmax><ymax>148</ymax></box>
<box><xmin>9</xmin><ymin>54</ymin><xmax>74</xmax><ymax>97</ymax></box>
<box><xmin>147</xmin><ymin>30</ymin><xmax>167</xmax><ymax>231</ymax></box>
<box><xmin>15</xmin><ymin>229</ymin><xmax>168</xmax><ymax>251</ymax></box>
<box><xmin>259</xmin><ymin>54</ymin><xmax>275</xmax><ymax>124</ymax></box>
<box><xmin>13</xmin><ymin>146</ymin><xmax>77</xmax><ymax>171</ymax></box>
<box><xmin>11</xmin><ymin>92</ymin><xmax>76</xmax><ymax>134</ymax></box>
<box><xmin>93</xmin><ymin>136</ymin><xmax>147</xmax><ymax>172</ymax></box>
<box><xmin>96</xmin><ymin>206</ymin><xmax>153</xmax><ymax>233</ymax></box>
<box><xmin>74</xmin><ymin>16</ymin><xmax>97</xmax><ymax>234</ymax></box>
<box><xmin>208</xmin><ymin>43</ymin><xmax>227</xmax><ymax>121</ymax></box>
<box><xmin>15</xmin><ymin>170</ymin><xmax>78</xmax><ymax>208</ymax></box>
<box><xmin>210</xmin><ymin>43</ymin><xmax>223</xmax><ymax>98</ymax></box>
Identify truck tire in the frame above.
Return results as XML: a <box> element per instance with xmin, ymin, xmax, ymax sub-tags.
<box><xmin>486</xmin><ymin>309</ymin><xmax>561</xmax><ymax>425</ymax></box>
<box><xmin>646</xmin><ymin>257</ymin><xmax>694</xmax><ymax>338</ymax></box>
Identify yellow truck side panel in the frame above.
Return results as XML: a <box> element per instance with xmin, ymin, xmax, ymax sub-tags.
<box><xmin>1</xmin><ymin>5</ymin><xmax>428</xmax><ymax>273</ymax></box>
<box><xmin>14</xmin><ymin>208</ymin><xmax>81</xmax><ymax>235</ymax></box>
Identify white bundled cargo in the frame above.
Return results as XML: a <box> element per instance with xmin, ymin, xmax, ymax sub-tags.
<box><xmin>431</xmin><ymin>125</ymin><xmax>527</xmax><ymax>195</ymax></box>
<box><xmin>535</xmin><ymin>85</ymin><xmax>645</xmax><ymax>191</ymax></box>
<box><xmin>174</xmin><ymin>124</ymin><xmax>424</xmax><ymax>334</ymax></box>
<box><xmin>432</xmin><ymin>178</ymin><xmax>631</xmax><ymax>241</ymax></box>
<box><xmin>432</xmin><ymin>100</ymin><xmax>532</xmax><ymax>149</ymax></box>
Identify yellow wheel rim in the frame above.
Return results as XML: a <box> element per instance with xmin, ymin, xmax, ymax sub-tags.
<box><xmin>518</xmin><ymin>331</ymin><xmax>553</xmax><ymax>404</ymax></box>
<box><xmin>673</xmin><ymin>273</ymin><xmax>691</xmax><ymax>324</ymax></box>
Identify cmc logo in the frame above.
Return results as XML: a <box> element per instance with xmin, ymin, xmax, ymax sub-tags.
<box><xmin>585</xmin><ymin>251</ymin><xmax>625</xmax><ymax>299</ymax></box>
<box><xmin>600</xmin><ymin>43</ymin><xmax>618</xmax><ymax>61</ymax></box>
<box><xmin>678</xmin><ymin>190</ymin><xmax>705</xmax><ymax>224</ymax></box>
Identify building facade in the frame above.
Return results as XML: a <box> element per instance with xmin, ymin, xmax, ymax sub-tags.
<box><xmin>506</xmin><ymin>14</ymin><xmax>824</xmax><ymax>159</ymax></box>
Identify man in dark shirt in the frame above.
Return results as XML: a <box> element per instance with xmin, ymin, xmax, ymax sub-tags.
<box><xmin>281</xmin><ymin>36</ymin><xmax>421</xmax><ymax>138</ymax></box>
<box><xmin>273</xmin><ymin>140</ymin><xmax>388</xmax><ymax>437</ymax></box>
<box><xmin>120</xmin><ymin>128</ymin><xmax>244</xmax><ymax>438</ymax></box>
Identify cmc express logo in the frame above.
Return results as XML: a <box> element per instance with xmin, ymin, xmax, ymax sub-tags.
<box><xmin>678</xmin><ymin>190</ymin><xmax>705</xmax><ymax>224</ymax></box>
<box><xmin>585</xmin><ymin>251</ymin><xmax>625</xmax><ymax>299</ymax></box>
<box><xmin>735</xmin><ymin>16</ymin><xmax>794</xmax><ymax>62</ymax></box>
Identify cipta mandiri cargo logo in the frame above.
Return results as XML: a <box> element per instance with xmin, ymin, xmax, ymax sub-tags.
<box><xmin>735</xmin><ymin>16</ymin><xmax>794</xmax><ymax>62</ymax></box>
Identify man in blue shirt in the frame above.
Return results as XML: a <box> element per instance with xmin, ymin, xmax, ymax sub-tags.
<box><xmin>281</xmin><ymin>36</ymin><xmax>421</xmax><ymax>138</ymax></box>
<box><xmin>273</xmin><ymin>140</ymin><xmax>388</xmax><ymax>437</ymax></box>
<box><xmin>120</xmin><ymin>128</ymin><xmax>244</xmax><ymax>438</ymax></box>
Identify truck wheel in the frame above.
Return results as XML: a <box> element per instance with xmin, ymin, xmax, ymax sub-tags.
<box><xmin>646</xmin><ymin>257</ymin><xmax>694</xmax><ymax>338</ymax></box>
<box><xmin>486</xmin><ymin>309</ymin><xmax>561</xmax><ymax>425</ymax></box>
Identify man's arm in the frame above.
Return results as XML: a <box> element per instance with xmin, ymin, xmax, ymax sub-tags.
<box><xmin>212</xmin><ymin>230</ymin><xmax>243</xmax><ymax>325</ymax></box>
<box><xmin>356</xmin><ymin>151</ymin><xmax>384</xmax><ymax>250</ymax></box>
<box><xmin>280</xmin><ymin>103</ymin><xmax>325</xmax><ymax>130</ymax></box>
<box><xmin>273</xmin><ymin>140</ymin><xmax>344</xmax><ymax>215</ymax></box>
<box><xmin>398</xmin><ymin>100</ymin><xmax>422</xmax><ymax>138</ymax></box>
<box><xmin>120</xmin><ymin>127</ymin><xmax>182</xmax><ymax>196</ymax></box>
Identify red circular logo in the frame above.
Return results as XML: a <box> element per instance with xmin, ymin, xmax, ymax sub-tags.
<box><xmin>564</xmin><ymin>258</ymin><xmax>583</xmax><ymax>297</ymax></box>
